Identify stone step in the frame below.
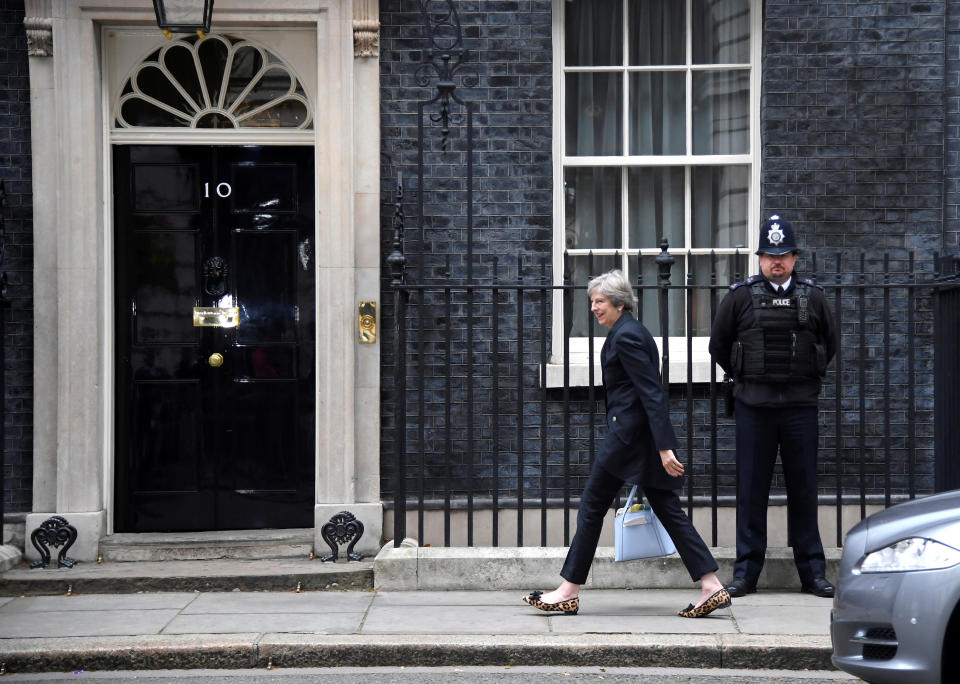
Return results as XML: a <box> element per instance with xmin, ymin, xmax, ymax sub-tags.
<box><xmin>374</xmin><ymin>544</ymin><xmax>843</xmax><ymax>591</ymax></box>
<box><xmin>98</xmin><ymin>528</ymin><xmax>316</xmax><ymax>562</ymax></box>
<box><xmin>0</xmin><ymin>557</ymin><xmax>373</xmax><ymax>595</ymax></box>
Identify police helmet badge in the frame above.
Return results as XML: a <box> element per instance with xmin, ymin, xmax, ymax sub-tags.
<box><xmin>767</xmin><ymin>223</ymin><xmax>785</xmax><ymax>246</ymax></box>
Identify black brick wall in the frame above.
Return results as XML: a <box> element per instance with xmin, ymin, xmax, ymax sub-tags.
<box><xmin>379</xmin><ymin>0</ymin><xmax>949</xmax><ymax>512</ymax></box>
<box><xmin>762</xmin><ymin>0</ymin><xmax>947</xmax><ymax>254</ymax></box>
<box><xmin>0</xmin><ymin>0</ymin><xmax>32</xmax><ymax>515</ymax></box>
<box><xmin>947</xmin><ymin>1</ymin><xmax>960</xmax><ymax>252</ymax></box>
<box><xmin>762</xmin><ymin>0</ymin><xmax>949</xmax><ymax>499</ymax></box>
<box><xmin>379</xmin><ymin>0</ymin><xmax>562</xmax><ymax>502</ymax></box>
<box><xmin>379</xmin><ymin>0</ymin><xmax>554</xmax><ymax>283</ymax></box>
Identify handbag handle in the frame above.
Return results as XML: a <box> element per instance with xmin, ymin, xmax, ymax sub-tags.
<box><xmin>623</xmin><ymin>484</ymin><xmax>639</xmax><ymax>511</ymax></box>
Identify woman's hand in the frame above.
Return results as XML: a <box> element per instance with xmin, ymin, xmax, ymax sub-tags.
<box><xmin>660</xmin><ymin>449</ymin><xmax>685</xmax><ymax>477</ymax></box>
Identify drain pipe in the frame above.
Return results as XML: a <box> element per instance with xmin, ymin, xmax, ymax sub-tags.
<box><xmin>943</xmin><ymin>3</ymin><xmax>949</xmax><ymax>253</ymax></box>
<box><xmin>0</xmin><ymin>291</ymin><xmax>5</xmax><ymax>549</ymax></box>
<box><xmin>0</xmin><ymin>180</ymin><xmax>6</xmax><ymax>547</ymax></box>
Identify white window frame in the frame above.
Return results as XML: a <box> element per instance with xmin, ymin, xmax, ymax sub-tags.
<box><xmin>548</xmin><ymin>0</ymin><xmax>762</xmax><ymax>386</ymax></box>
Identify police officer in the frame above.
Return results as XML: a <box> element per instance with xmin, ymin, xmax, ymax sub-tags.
<box><xmin>709</xmin><ymin>215</ymin><xmax>837</xmax><ymax>598</ymax></box>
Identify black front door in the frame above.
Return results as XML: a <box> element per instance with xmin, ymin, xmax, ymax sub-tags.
<box><xmin>114</xmin><ymin>145</ymin><xmax>315</xmax><ymax>532</ymax></box>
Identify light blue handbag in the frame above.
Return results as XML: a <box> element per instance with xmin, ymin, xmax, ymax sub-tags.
<box><xmin>614</xmin><ymin>485</ymin><xmax>677</xmax><ymax>561</ymax></box>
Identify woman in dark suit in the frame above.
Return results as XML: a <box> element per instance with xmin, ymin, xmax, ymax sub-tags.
<box><xmin>522</xmin><ymin>270</ymin><xmax>730</xmax><ymax>618</ymax></box>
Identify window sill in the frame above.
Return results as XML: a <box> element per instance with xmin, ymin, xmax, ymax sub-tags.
<box><xmin>543</xmin><ymin>337</ymin><xmax>723</xmax><ymax>387</ymax></box>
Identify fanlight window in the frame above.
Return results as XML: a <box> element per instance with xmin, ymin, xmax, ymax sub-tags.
<box><xmin>115</xmin><ymin>34</ymin><xmax>312</xmax><ymax>129</ymax></box>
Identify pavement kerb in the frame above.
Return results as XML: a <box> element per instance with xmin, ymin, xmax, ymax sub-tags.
<box><xmin>0</xmin><ymin>635</ymin><xmax>262</xmax><ymax>673</ymax></box>
<box><xmin>0</xmin><ymin>633</ymin><xmax>833</xmax><ymax>673</ymax></box>
<box><xmin>719</xmin><ymin>634</ymin><xmax>833</xmax><ymax>670</ymax></box>
<box><xmin>257</xmin><ymin>634</ymin><xmax>725</xmax><ymax>668</ymax></box>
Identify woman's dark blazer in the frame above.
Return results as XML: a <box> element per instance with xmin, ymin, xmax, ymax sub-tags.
<box><xmin>597</xmin><ymin>313</ymin><xmax>682</xmax><ymax>490</ymax></box>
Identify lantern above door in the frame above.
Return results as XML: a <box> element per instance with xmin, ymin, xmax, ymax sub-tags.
<box><xmin>153</xmin><ymin>0</ymin><xmax>214</xmax><ymax>39</ymax></box>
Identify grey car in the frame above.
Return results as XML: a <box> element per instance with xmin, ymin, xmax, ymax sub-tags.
<box><xmin>831</xmin><ymin>489</ymin><xmax>960</xmax><ymax>683</ymax></box>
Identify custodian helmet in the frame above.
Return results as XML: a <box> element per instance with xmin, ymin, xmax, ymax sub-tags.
<box><xmin>755</xmin><ymin>215</ymin><xmax>798</xmax><ymax>256</ymax></box>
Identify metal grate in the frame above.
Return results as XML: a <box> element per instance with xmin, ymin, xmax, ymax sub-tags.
<box><xmin>862</xmin><ymin>626</ymin><xmax>898</xmax><ymax>661</ymax></box>
<box><xmin>863</xmin><ymin>644</ymin><xmax>897</xmax><ymax>661</ymax></box>
<box><xmin>866</xmin><ymin>627</ymin><xmax>897</xmax><ymax>640</ymax></box>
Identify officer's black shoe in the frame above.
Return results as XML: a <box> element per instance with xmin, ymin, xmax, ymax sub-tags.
<box><xmin>800</xmin><ymin>577</ymin><xmax>835</xmax><ymax>598</ymax></box>
<box><xmin>725</xmin><ymin>577</ymin><xmax>757</xmax><ymax>598</ymax></box>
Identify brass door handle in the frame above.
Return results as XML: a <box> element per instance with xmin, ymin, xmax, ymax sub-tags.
<box><xmin>208</xmin><ymin>353</ymin><xmax>224</xmax><ymax>368</ymax></box>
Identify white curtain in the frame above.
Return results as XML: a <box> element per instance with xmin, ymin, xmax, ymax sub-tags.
<box><xmin>564</xmin><ymin>1</ymin><xmax>750</xmax><ymax>337</ymax></box>
<box><xmin>692</xmin><ymin>0</ymin><xmax>750</xmax><ymax>155</ymax></box>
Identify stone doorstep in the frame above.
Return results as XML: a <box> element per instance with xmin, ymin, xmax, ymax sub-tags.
<box><xmin>374</xmin><ymin>545</ymin><xmax>844</xmax><ymax>591</ymax></box>
<box><xmin>97</xmin><ymin>529</ymin><xmax>317</xmax><ymax>562</ymax></box>
<box><xmin>0</xmin><ymin>634</ymin><xmax>834</xmax><ymax>673</ymax></box>
<box><xmin>0</xmin><ymin>558</ymin><xmax>374</xmax><ymax>596</ymax></box>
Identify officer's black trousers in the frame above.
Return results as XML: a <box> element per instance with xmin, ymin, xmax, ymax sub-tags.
<box><xmin>560</xmin><ymin>458</ymin><xmax>718</xmax><ymax>585</ymax></box>
<box><xmin>733</xmin><ymin>400</ymin><xmax>826</xmax><ymax>584</ymax></box>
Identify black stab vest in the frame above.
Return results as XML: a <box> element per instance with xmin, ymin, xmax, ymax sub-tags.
<box><xmin>732</xmin><ymin>279</ymin><xmax>823</xmax><ymax>383</ymax></box>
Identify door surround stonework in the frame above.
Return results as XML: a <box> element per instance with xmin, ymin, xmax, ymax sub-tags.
<box><xmin>24</xmin><ymin>0</ymin><xmax>382</xmax><ymax>561</ymax></box>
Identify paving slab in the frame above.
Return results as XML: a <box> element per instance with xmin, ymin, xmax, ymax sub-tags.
<box><xmin>371</xmin><ymin>590</ymin><xmax>526</xmax><ymax>606</ymax></box>
<box><xmin>731</xmin><ymin>604</ymin><xmax>832</xmax><ymax>635</ymax></box>
<box><xmin>0</xmin><ymin>593</ymin><xmax>198</xmax><ymax>613</ymax></box>
<box><xmin>162</xmin><ymin>612</ymin><xmax>365</xmax><ymax>635</ymax></box>
<box><xmin>181</xmin><ymin>591</ymin><xmax>372</xmax><ymax>614</ymax></box>
<box><xmin>0</xmin><ymin>608</ymin><xmax>182</xmax><ymax>638</ymax></box>
<box><xmin>360</xmin><ymin>604</ymin><xmax>552</xmax><ymax>634</ymax></box>
<box><xmin>511</xmin><ymin>588</ymin><xmax>739</xmax><ymax>633</ymax></box>
<box><xmin>566</xmin><ymin>588</ymin><xmax>715</xmax><ymax>615</ymax></box>
<box><xmin>548</xmin><ymin>612</ymin><xmax>737</xmax><ymax>634</ymax></box>
<box><xmin>731</xmin><ymin>591</ymin><xmax>835</xmax><ymax>606</ymax></box>
<box><xmin>722</xmin><ymin>590</ymin><xmax>833</xmax><ymax>636</ymax></box>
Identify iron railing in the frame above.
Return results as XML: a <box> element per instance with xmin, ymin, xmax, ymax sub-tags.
<box><xmin>387</xmin><ymin>241</ymin><xmax>960</xmax><ymax>549</ymax></box>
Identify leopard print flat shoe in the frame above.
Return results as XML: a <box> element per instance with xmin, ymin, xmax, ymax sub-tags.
<box><xmin>677</xmin><ymin>587</ymin><xmax>732</xmax><ymax>618</ymax></box>
<box><xmin>522</xmin><ymin>590</ymin><xmax>580</xmax><ymax>615</ymax></box>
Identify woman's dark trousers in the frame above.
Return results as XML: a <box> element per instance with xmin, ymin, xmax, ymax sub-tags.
<box><xmin>560</xmin><ymin>458</ymin><xmax>718</xmax><ymax>585</ymax></box>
